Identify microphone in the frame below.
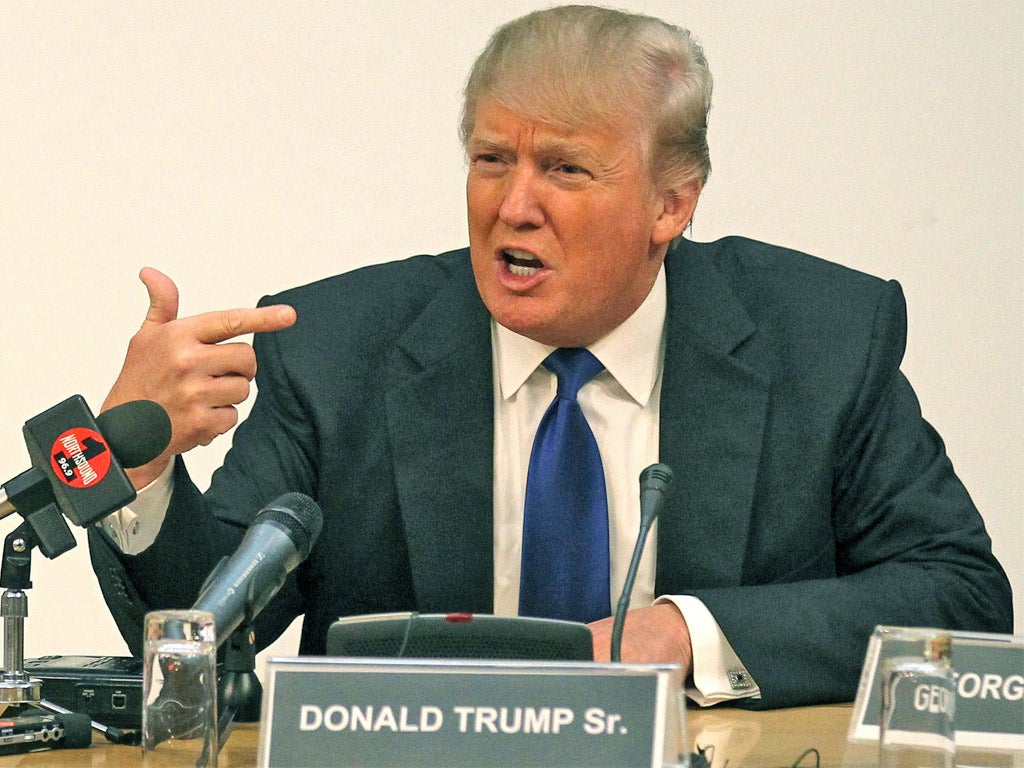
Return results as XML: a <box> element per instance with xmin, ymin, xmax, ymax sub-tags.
<box><xmin>0</xmin><ymin>396</ymin><xmax>171</xmax><ymax>557</ymax></box>
<box><xmin>92</xmin><ymin>400</ymin><xmax>172</xmax><ymax>471</ymax></box>
<box><xmin>192</xmin><ymin>492</ymin><xmax>323</xmax><ymax>644</ymax></box>
<box><xmin>610</xmin><ymin>463</ymin><xmax>673</xmax><ymax>663</ymax></box>
<box><xmin>0</xmin><ymin>710</ymin><xmax>92</xmax><ymax>756</ymax></box>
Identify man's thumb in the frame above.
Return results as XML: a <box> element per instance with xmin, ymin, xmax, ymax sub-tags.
<box><xmin>139</xmin><ymin>267</ymin><xmax>180</xmax><ymax>326</ymax></box>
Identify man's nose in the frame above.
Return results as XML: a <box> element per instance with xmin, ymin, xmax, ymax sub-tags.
<box><xmin>498</xmin><ymin>167</ymin><xmax>545</xmax><ymax>228</ymax></box>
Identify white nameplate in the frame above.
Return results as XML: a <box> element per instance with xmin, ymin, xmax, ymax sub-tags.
<box><xmin>849</xmin><ymin>626</ymin><xmax>1023</xmax><ymax>751</ymax></box>
<box><xmin>258</xmin><ymin>657</ymin><xmax>686</xmax><ymax>768</ymax></box>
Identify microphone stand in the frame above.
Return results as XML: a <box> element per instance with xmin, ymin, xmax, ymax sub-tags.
<box><xmin>194</xmin><ymin>619</ymin><xmax>262</xmax><ymax>768</ymax></box>
<box><xmin>0</xmin><ymin>503</ymin><xmax>78</xmax><ymax>707</ymax></box>
<box><xmin>216</xmin><ymin>618</ymin><xmax>262</xmax><ymax>751</ymax></box>
<box><xmin>219</xmin><ymin>620</ymin><xmax>262</xmax><ymax>720</ymax></box>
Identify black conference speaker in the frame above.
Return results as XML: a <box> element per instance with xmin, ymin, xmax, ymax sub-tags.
<box><xmin>326</xmin><ymin>612</ymin><xmax>593</xmax><ymax>661</ymax></box>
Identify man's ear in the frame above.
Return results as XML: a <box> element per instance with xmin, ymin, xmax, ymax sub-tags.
<box><xmin>651</xmin><ymin>181</ymin><xmax>701</xmax><ymax>246</ymax></box>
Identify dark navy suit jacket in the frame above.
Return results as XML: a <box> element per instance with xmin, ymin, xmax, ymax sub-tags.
<box><xmin>90</xmin><ymin>237</ymin><xmax>1012</xmax><ymax>708</ymax></box>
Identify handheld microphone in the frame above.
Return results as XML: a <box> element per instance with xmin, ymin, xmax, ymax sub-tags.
<box><xmin>0</xmin><ymin>710</ymin><xmax>92</xmax><ymax>756</ymax></box>
<box><xmin>610</xmin><ymin>463</ymin><xmax>673</xmax><ymax>662</ymax></box>
<box><xmin>192</xmin><ymin>492</ymin><xmax>323</xmax><ymax>644</ymax></box>
<box><xmin>0</xmin><ymin>396</ymin><xmax>171</xmax><ymax>557</ymax></box>
<box><xmin>91</xmin><ymin>399</ymin><xmax>172</xmax><ymax>471</ymax></box>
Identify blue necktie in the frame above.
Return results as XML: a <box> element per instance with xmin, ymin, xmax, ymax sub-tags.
<box><xmin>519</xmin><ymin>348</ymin><xmax>611</xmax><ymax>623</ymax></box>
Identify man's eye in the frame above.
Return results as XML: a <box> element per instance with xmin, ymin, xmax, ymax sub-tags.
<box><xmin>558</xmin><ymin>163</ymin><xmax>586</xmax><ymax>175</ymax></box>
<box><xmin>551</xmin><ymin>162</ymin><xmax>592</xmax><ymax>180</ymax></box>
<box><xmin>471</xmin><ymin>154</ymin><xmax>508</xmax><ymax>176</ymax></box>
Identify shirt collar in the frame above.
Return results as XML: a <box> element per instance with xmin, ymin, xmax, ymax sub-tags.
<box><xmin>493</xmin><ymin>265</ymin><xmax>666</xmax><ymax>407</ymax></box>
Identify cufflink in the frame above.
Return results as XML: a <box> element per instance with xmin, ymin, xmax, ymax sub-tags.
<box><xmin>727</xmin><ymin>667</ymin><xmax>754</xmax><ymax>691</ymax></box>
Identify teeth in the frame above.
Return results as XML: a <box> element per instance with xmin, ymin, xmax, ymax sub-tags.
<box><xmin>509</xmin><ymin>262</ymin><xmax>539</xmax><ymax>277</ymax></box>
<box><xmin>503</xmin><ymin>249</ymin><xmax>543</xmax><ymax>277</ymax></box>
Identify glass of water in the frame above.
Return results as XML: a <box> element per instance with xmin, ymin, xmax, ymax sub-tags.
<box><xmin>879</xmin><ymin>631</ymin><xmax>955</xmax><ymax>768</ymax></box>
<box><xmin>142</xmin><ymin>609</ymin><xmax>219</xmax><ymax>767</ymax></box>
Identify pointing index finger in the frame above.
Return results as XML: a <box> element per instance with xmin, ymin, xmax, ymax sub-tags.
<box><xmin>189</xmin><ymin>304</ymin><xmax>297</xmax><ymax>344</ymax></box>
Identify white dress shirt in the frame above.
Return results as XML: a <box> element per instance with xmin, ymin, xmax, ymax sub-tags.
<box><xmin>489</xmin><ymin>266</ymin><xmax>758</xmax><ymax>705</ymax></box>
<box><xmin>102</xmin><ymin>265</ymin><xmax>759</xmax><ymax>705</ymax></box>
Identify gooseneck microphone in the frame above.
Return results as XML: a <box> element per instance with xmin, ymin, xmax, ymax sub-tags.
<box><xmin>610</xmin><ymin>463</ymin><xmax>673</xmax><ymax>663</ymax></box>
<box><xmin>192</xmin><ymin>492</ymin><xmax>323</xmax><ymax>645</ymax></box>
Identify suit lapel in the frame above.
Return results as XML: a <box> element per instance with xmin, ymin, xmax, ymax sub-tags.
<box><xmin>383</xmin><ymin>256</ymin><xmax>496</xmax><ymax>612</ymax></box>
<box><xmin>381</xmin><ymin>243</ymin><xmax>770</xmax><ymax>605</ymax></box>
<box><xmin>656</xmin><ymin>242</ymin><xmax>770</xmax><ymax>592</ymax></box>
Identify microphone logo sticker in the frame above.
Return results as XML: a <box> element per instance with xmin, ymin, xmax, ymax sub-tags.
<box><xmin>50</xmin><ymin>428</ymin><xmax>112</xmax><ymax>488</ymax></box>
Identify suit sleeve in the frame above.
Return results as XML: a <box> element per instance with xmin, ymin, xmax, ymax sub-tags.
<box><xmin>88</xmin><ymin>460</ymin><xmax>236</xmax><ymax>656</ymax></box>
<box><xmin>88</xmin><ymin>315</ymin><xmax>317</xmax><ymax>656</ymax></box>
<box><xmin>685</xmin><ymin>280</ymin><xmax>1013</xmax><ymax>709</ymax></box>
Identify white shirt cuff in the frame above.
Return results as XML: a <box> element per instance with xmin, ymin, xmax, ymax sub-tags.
<box><xmin>97</xmin><ymin>458</ymin><xmax>176</xmax><ymax>555</ymax></box>
<box><xmin>656</xmin><ymin>594</ymin><xmax>761</xmax><ymax>706</ymax></box>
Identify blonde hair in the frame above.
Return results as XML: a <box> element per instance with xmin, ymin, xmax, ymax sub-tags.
<box><xmin>460</xmin><ymin>5</ymin><xmax>713</xmax><ymax>190</ymax></box>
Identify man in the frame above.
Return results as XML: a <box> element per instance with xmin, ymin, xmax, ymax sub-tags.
<box><xmin>89</xmin><ymin>6</ymin><xmax>1011</xmax><ymax>709</ymax></box>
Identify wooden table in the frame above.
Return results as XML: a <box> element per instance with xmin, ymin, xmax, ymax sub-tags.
<box><xmin>0</xmin><ymin>704</ymin><xmax>1014</xmax><ymax>766</ymax></box>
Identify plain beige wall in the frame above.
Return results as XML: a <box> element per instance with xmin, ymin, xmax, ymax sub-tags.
<box><xmin>1</xmin><ymin>1</ymin><xmax>1020</xmax><ymax>674</ymax></box>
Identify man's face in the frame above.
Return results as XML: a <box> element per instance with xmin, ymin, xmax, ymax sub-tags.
<box><xmin>466</xmin><ymin>99</ymin><xmax>693</xmax><ymax>348</ymax></box>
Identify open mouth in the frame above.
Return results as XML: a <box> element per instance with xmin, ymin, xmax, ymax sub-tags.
<box><xmin>502</xmin><ymin>249</ymin><xmax>544</xmax><ymax>277</ymax></box>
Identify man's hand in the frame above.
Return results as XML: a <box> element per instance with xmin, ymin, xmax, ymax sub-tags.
<box><xmin>102</xmin><ymin>267</ymin><xmax>297</xmax><ymax>488</ymax></box>
<box><xmin>589</xmin><ymin>603</ymin><xmax>693</xmax><ymax>675</ymax></box>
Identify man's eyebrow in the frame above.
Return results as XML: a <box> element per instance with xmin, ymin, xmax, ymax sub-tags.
<box><xmin>467</xmin><ymin>137</ymin><xmax>510</xmax><ymax>154</ymax></box>
<box><xmin>540</xmin><ymin>140</ymin><xmax>594</xmax><ymax>163</ymax></box>
<box><xmin>469</xmin><ymin>135</ymin><xmax>597</xmax><ymax>163</ymax></box>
